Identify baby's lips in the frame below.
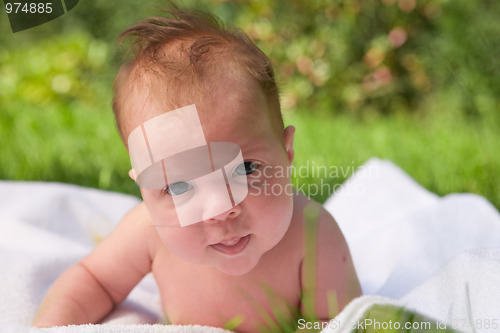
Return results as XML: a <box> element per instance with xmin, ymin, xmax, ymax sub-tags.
<box><xmin>219</xmin><ymin>237</ymin><xmax>242</xmax><ymax>246</ymax></box>
<box><xmin>210</xmin><ymin>235</ymin><xmax>250</xmax><ymax>255</ymax></box>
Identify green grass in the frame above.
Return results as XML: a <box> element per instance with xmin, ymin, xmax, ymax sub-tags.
<box><xmin>0</xmin><ymin>99</ymin><xmax>139</xmax><ymax>196</ymax></box>
<box><xmin>286</xmin><ymin>107</ymin><xmax>500</xmax><ymax>208</ymax></box>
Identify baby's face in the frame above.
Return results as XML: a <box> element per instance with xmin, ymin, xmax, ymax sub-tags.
<box><xmin>128</xmin><ymin>77</ymin><xmax>294</xmax><ymax>276</ymax></box>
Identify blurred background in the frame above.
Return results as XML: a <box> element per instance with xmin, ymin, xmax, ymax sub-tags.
<box><xmin>1</xmin><ymin>0</ymin><xmax>499</xmax><ymax>208</ymax></box>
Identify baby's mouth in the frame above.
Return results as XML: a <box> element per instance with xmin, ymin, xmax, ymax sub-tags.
<box><xmin>210</xmin><ymin>235</ymin><xmax>250</xmax><ymax>255</ymax></box>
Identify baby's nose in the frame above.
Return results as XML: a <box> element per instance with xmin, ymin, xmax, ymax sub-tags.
<box><xmin>204</xmin><ymin>205</ymin><xmax>241</xmax><ymax>224</ymax></box>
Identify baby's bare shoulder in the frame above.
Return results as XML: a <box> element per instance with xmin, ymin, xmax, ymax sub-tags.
<box><xmin>117</xmin><ymin>201</ymin><xmax>163</xmax><ymax>254</ymax></box>
<box><xmin>120</xmin><ymin>201</ymin><xmax>151</xmax><ymax>224</ymax></box>
<box><xmin>291</xmin><ymin>192</ymin><xmax>342</xmax><ymax>239</ymax></box>
<box><xmin>293</xmin><ymin>192</ymin><xmax>361</xmax><ymax>318</ymax></box>
<box><xmin>89</xmin><ymin>201</ymin><xmax>154</xmax><ymax>255</ymax></box>
<box><xmin>267</xmin><ymin>193</ymin><xmax>342</xmax><ymax>269</ymax></box>
<box><xmin>292</xmin><ymin>192</ymin><xmax>352</xmax><ymax>265</ymax></box>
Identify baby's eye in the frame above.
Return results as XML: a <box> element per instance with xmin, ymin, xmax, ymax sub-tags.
<box><xmin>233</xmin><ymin>161</ymin><xmax>260</xmax><ymax>176</ymax></box>
<box><xmin>164</xmin><ymin>182</ymin><xmax>194</xmax><ymax>196</ymax></box>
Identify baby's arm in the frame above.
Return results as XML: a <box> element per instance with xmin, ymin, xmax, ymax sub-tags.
<box><xmin>32</xmin><ymin>203</ymin><xmax>153</xmax><ymax>327</ymax></box>
<box><xmin>301</xmin><ymin>200</ymin><xmax>362</xmax><ymax>320</ymax></box>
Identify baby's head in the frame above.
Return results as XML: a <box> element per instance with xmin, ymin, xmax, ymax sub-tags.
<box><xmin>112</xmin><ymin>8</ymin><xmax>295</xmax><ymax>275</ymax></box>
<box><xmin>113</xmin><ymin>8</ymin><xmax>283</xmax><ymax>146</ymax></box>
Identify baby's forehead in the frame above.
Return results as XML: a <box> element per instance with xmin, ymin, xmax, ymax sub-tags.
<box><xmin>121</xmin><ymin>74</ymin><xmax>271</xmax><ymax>142</ymax></box>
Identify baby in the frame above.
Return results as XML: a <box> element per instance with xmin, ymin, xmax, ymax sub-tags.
<box><xmin>33</xmin><ymin>8</ymin><xmax>361</xmax><ymax>332</ymax></box>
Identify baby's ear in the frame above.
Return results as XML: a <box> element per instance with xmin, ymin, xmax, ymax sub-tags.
<box><xmin>128</xmin><ymin>169</ymin><xmax>136</xmax><ymax>181</ymax></box>
<box><xmin>283</xmin><ymin>125</ymin><xmax>295</xmax><ymax>164</ymax></box>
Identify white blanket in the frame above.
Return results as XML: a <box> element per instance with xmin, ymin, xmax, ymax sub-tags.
<box><xmin>1</xmin><ymin>158</ymin><xmax>499</xmax><ymax>332</ymax></box>
<box><xmin>324</xmin><ymin>158</ymin><xmax>500</xmax><ymax>332</ymax></box>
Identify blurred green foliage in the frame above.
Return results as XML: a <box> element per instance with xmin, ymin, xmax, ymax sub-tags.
<box><xmin>227</xmin><ymin>0</ymin><xmax>500</xmax><ymax>119</ymax></box>
<box><xmin>0</xmin><ymin>0</ymin><xmax>499</xmax><ymax>208</ymax></box>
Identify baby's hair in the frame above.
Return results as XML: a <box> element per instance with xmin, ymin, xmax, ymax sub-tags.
<box><xmin>112</xmin><ymin>6</ymin><xmax>283</xmax><ymax>145</ymax></box>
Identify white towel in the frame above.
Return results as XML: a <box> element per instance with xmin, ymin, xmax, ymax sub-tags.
<box><xmin>324</xmin><ymin>158</ymin><xmax>500</xmax><ymax>298</ymax></box>
<box><xmin>402</xmin><ymin>248</ymin><xmax>500</xmax><ymax>332</ymax></box>
<box><xmin>324</xmin><ymin>158</ymin><xmax>500</xmax><ymax>333</ymax></box>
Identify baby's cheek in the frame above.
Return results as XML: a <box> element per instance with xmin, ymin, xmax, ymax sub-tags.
<box><xmin>246</xmin><ymin>170</ymin><xmax>293</xmax><ymax>199</ymax></box>
<box><xmin>145</xmin><ymin>196</ymin><xmax>183</xmax><ymax>228</ymax></box>
<box><xmin>157</xmin><ymin>228</ymin><xmax>205</xmax><ymax>262</ymax></box>
<box><xmin>246</xmin><ymin>178</ymin><xmax>264</xmax><ymax>197</ymax></box>
<box><xmin>248</xmin><ymin>178</ymin><xmax>293</xmax><ymax>220</ymax></box>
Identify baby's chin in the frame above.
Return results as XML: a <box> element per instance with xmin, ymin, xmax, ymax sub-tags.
<box><xmin>213</xmin><ymin>254</ymin><xmax>262</xmax><ymax>276</ymax></box>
